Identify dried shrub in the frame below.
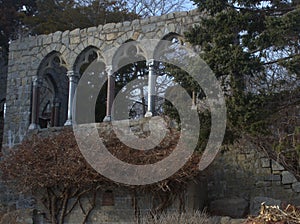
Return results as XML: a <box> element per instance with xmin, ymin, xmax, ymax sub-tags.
<box><xmin>140</xmin><ymin>211</ymin><xmax>219</xmax><ymax>224</ymax></box>
<box><xmin>246</xmin><ymin>203</ymin><xmax>300</xmax><ymax>224</ymax></box>
<box><xmin>0</xmin><ymin>126</ymin><xmax>202</xmax><ymax>223</ymax></box>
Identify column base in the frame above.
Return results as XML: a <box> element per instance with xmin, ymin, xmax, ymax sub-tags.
<box><xmin>191</xmin><ymin>104</ymin><xmax>197</xmax><ymax>110</ymax></box>
<box><xmin>144</xmin><ymin>111</ymin><xmax>153</xmax><ymax>117</ymax></box>
<box><xmin>103</xmin><ymin>115</ymin><xmax>112</xmax><ymax>122</ymax></box>
<box><xmin>28</xmin><ymin>123</ymin><xmax>40</xmax><ymax>130</ymax></box>
<box><xmin>64</xmin><ymin>119</ymin><xmax>72</xmax><ymax>126</ymax></box>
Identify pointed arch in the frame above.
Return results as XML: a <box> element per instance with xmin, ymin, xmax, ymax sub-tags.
<box><xmin>34</xmin><ymin>51</ymin><xmax>69</xmax><ymax>128</ymax></box>
<box><xmin>74</xmin><ymin>46</ymin><xmax>104</xmax><ymax>77</ymax></box>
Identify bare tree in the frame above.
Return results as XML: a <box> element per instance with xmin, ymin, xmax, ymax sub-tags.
<box><xmin>125</xmin><ymin>0</ymin><xmax>195</xmax><ymax>17</ymax></box>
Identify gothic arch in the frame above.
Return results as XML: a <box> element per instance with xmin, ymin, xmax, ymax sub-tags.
<box><xmin>35</xmin><ymin>43</ymin><xmax>71</xmax><ymax>70</ymax></box>
<box><xmin>73</xmin><ymin>46</ymin><xmax>107</xmax><ymax>123</ymax></box>
<box><xmin>153</xmin><ymin>32</ymin><xmax>186</xmax><ymax>60</ymax></box>
<box><xmin>112</xmin><ymin>39</ymin><xmax>147</xmax><ymax>71</ymax></box>
<box><xmin>111</xmin><ymin>39</ymin><xmax>149</xmax><ymax>119</ymax></box>
<box><xmin>74</xmin><ymin>46</ymin><xmax>104</xmax><ymax>76</ymax></box>
<box><xmin>30</xmin><ymin>51</ymin><xmax>69</xmax><ymax>128</ymax></box>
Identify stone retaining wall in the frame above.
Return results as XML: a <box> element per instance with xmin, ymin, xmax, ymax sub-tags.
<box><xmin>0</xmin><ymin>119</ymin><xmax>207</xmax><ymax>223</ymax></box>
<box><xmin>1</xmin><ymin>122</ymin><xmax>300</xmax><ymax>221</ymax></box>
<box><xmin>205</xmin><ymin>138</ymin><xmax>300</xmax><ymax>217</ymax></box>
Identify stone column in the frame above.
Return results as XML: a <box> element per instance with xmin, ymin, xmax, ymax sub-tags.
<box><xmin>64</xmin><ymin>71</ymin><xmax>79</xmax><ymax>126</ymax></box>
<box><xmin>51</xmin><ymin>98</ymin><xmax>60</xmax><ymax>127</ymax></box>
<box><xmin>103</xmin><ymin>66</ymin><xmax>115</xmax><ymax>122</ymax></box>
<box><xmin>145</xmin><ymin>59</ymin><xmax>156</xmax><ymax>117</ymax></box>
<box><xmin>29</xmin><ymin>77</ymin><xmax>41</xmax><ymax>130</ymax></box>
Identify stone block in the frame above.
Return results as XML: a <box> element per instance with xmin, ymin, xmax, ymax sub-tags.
<box><xmin>250</xmin><ymin>197</ymin><xmax>281</xmax><ymax>216</ymax></box>
<box><xmin>255</xmin><ymin>181</ymin><xmax>271</xmax><ymax>188</ymax></box>
<box><xmin>142</xmin><ymin>24</ymin><xmax>156</xmax><ymax>33</ymax></box>
<box><xmin>87</xmin><ymin>26</ymin><xmax>97</xmax><ymax>33</ymax></box>
<box><xmin>80</xmin><ymin>28</ymin><xmax>87</xmax><ymax>38</ymax></box>
<box><xmin>283</xmin><ymin>184</ymin><xmax>292</xmax><ymax>189</ymax></box>
<box><xmin>271</xmin><ymin>160</ymin><xmax>284</xmax><ymax>171</ymax></box>
<box><xmin>132</xmin><ymin>19</ymin><xmax>140</xmax><ymax>26</ymax></box>
<box><xmin>131</xmin><ymin>31</ymin><xmax>140</xmax><ymax>40</ymax></box>
<box><xmin>61</xmin><ymin>36</ymin><xmax>70</xmax><ymax>47</ymax></box>
<box><xmin>261</xmin><ymin>158</ymin><xmax>270</xmax><ymax>168</ymax></box>
<box><xmin>97</xmin><ymin>24</ymin><xmax>103</xmax><ymax>30</ymax></box>
<box><xmin>167</xmin><ymin>12</ymin><xmax>175</xmax><ymax>19</ymax></box>
<box><xmin>264</xmin><ymin>174</ymin><xmax>281</xmax><ymax>182</ymax></box>
<box><xmin>209</xmin><ymin>198</ymin><xmax>249</xmax><ymax>218</ymax></box>
<box><xmin>53</xmin><ymin>31</ymin><xmax>62</xmax><ymax>42</ymax></box>
<box><xmin>70</xmin><ymin>28</ymin><xmax>80</xmax><ymax>36</ymax></box>
<box><xmin>122</xmin><ymin>21</ymin><xmax>131</xmax><ymax>27</ymax></box>
<box><xmin>167</xmin><ymin>23</ymin><xmax>176</xmax><ymax>32</ymax></box>
<box><xmin>44</xmin><ymin>34</ymin><xmax>53</xmax><ymax>45</ymax></box>
<box><xmin>150</xmin><ymin>16</ymin><xmax>160</xmax><ymax>23</ymax></box>
<box><xmin>140</xmin><ymin>18</ymin><xmax>150</xmax><ymax>25</ymax></box>
<box><xmin>292</xmin><ymin>182</ymin><xmax>300</xmax><ymax>193</ymax></box>
<box><xmin>188</xmin><ymin>8</ymin><xmax>199</xmax><ymax>16</ymax></box>
<box><xmin>281</xmin><ymin>171</ymin><xmax>297</xmax><ymax>184</ymax></box>
<box><xmin>103</xmin><ymin>23</ymin><xmax>115</xmax><ymax>30</ymax></box>
<box><xmin>70</xmin><ymin>36</ymin><xmax>80</xmax><ymax>45</ymax></box>
<box><xmin>220</xmin><ymin>216</ymin><xmax>231</xmax><ymax>224</ymax></box>
<box><xmin>62</xmin><ymin>30</ymin><xmax>69</xmax><ymax>37</ymax></box>
<box><xmin>106</xmin><ymin>33</ymin><xmax>118</xmax><ymax>41</ymax></box>
<box><xmin>176</xmin><ymin>11</ymin><xmax>188</xmax><ymax>17</ymax></box>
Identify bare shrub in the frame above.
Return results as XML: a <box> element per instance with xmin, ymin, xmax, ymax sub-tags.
<box><xmin>141</xmin><ymin>211</ymin><xmax>220</xmax><ymax>224</ymax></box>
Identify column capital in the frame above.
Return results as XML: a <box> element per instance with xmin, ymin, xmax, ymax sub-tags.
<box><xmin>32</xmin><ymin>76</ymin><xmax>42</xmax><ymax>87</ymax></box>
<box><xmin>67</xmin><ymin>70</ymin><xmax>74</xmax><ymax>77</ymax></box>
<box><xmin>67</xmin><ymin>70</ymin><xmax>80</xmax><ymax>77</ymax></box>
<box><xmin>147</xmin><ymin>59</ymin><xmax>155</xmax><ymax>67</ymax></box>
<box><xmin>105</xmin><ymin>65</ymin><xmax>113</xmax><ymax>76</ymax></box>
<box><xmin>67</xmin><ymin>70</ymin><xmax>79</xmax><ymax>83</ymax></box>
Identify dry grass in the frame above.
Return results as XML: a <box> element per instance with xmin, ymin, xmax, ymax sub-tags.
<box><xmin>140</xmin><ymin>211</ymin><xmax>220</xmax><ymax>224</ymax></box>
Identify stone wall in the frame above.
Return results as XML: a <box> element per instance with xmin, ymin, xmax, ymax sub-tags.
<box><xmin>0</xmin><ymin>119</ymin><xmax>207</xmax><ymax>223</ymax></box>
<box><xmin>49</xmin><ymin>184</ymin><xmax>205</xmax><ymax>224</ymax></box>
<box><xmin>2</xmin><ymin>121</ymin><xmax>300</xmax><ymax>221</ymax></box>
<box><xmin>205</xmin><ymin>138</ymin><xmax>300</xmax><ymax>218</ymax></box>
<box><xmin>2</xmin><ymin>9</ymin><xmax>204</xmax><ymax>148</ymax></box>
<box><xmin>0</xmin><ymin>50</ymin><xmax>7</xmax><ymax>150</ymax></box>
<box><xmin>0</xmin><ymin>51</ymin><xmax>7</xmax><ymax>103</ymax></box>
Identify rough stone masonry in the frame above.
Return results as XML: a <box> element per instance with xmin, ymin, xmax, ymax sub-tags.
<box><xmin>2</xmin><ymin>9</ymin><xmax>204</xmax><ymax>149</ymax></box>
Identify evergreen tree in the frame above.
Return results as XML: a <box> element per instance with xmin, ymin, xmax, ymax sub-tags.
<box><xmin>22</xmin><ymin>0</ymin><xmax>138</xmax><ymax>35</ymax></box>
<box><xmin>187</xmin><ymin>0</ymin><xmax>299</xmax><ymax>93</ymax></box>
<box><xmin>185</xmin><ymin>0</ymin><xmax>300</xmax><ymax>134</ymax></box>
<box><xmin>0</xmin><ymin>0</ymin><xmax>36</xmax><ymax>52</ymax></box>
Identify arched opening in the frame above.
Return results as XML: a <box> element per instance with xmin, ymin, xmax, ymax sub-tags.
<box><xmin>112</xmin><ymin>40</ymin><xmax>148</xmax><ymax>120</ymax></box>
<box><xmin>34</xmin><ymin>52</ymin><xmax>68</xmax><ymax>129</ymax></box>
<box><xmin>73</xmin><ymin>46</ymin><xmax>106</xmax><ymax>123</ymax></box>
<box><xmin>153</xmin><ymin>33</ymin><xmax>202</xmax><ymax>121</ymax></box>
